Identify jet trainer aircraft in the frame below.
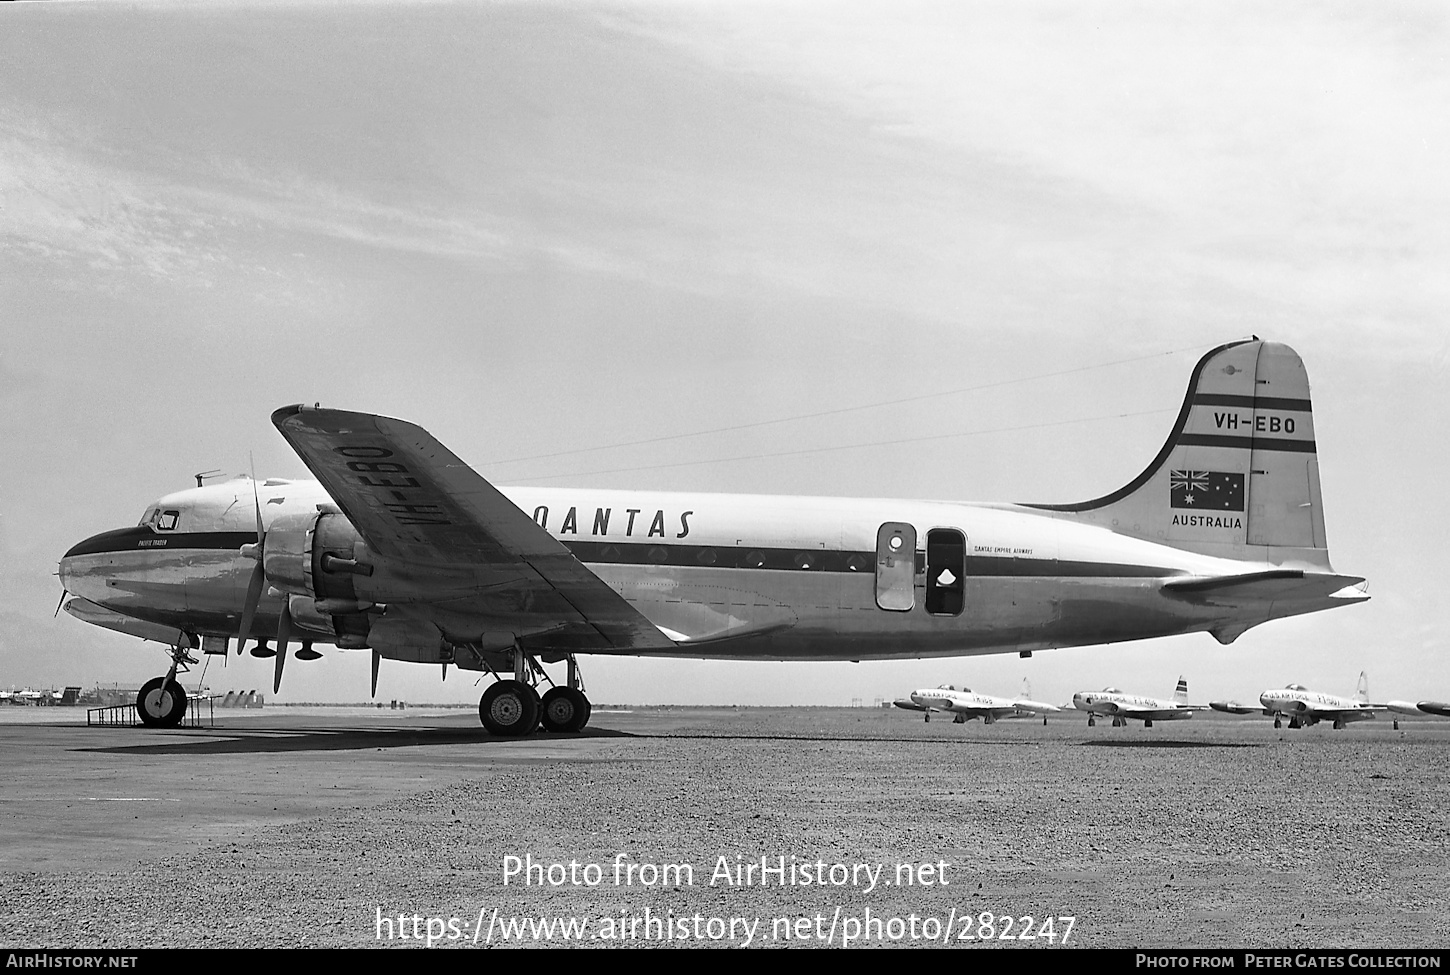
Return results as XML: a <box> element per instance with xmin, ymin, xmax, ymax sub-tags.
<box><xmin>58</xmin><ymin>338</ymin><xmax>1367</xmax><ymax>735</ymax></box>
<box><xmin>894</xmin><ymin>682</ymin><xmax>1061</xmax><ymax>724</ymax></box>
<box><xmin>1071</xmin><ymin>677</ymin><xmax>1205</xmax><ymax>727</ymax></box>
<box><xmin>1211</xmin><ymin>672</ymin><xmax>1384</xmax><ymax>729</ymax></box>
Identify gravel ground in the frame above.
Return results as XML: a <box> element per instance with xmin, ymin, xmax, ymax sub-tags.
<box><xmin>1</xmin><ymin>707</ymin><xmax>1446</xmax><ymax>948</ymax></box>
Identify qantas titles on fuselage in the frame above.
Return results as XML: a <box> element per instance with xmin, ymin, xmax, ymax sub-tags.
<box><xmin>531</xmin><ymin>506</ymin><xmax>692</xmax><ymax>539</ymax></box>
<box><xmin>335</xmin><ymin>445</ymin><xmax>695</xmax><ymax>537</ymax></box>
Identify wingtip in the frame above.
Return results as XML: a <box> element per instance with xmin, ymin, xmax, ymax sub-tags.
<box><xmin>271</xmin><ymin>404</ymin><xmax>306</xmax><ymax>427</ymax></box>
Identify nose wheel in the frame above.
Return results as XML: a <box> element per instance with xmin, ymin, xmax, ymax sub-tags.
<box><xmin>137</xmin><ymin>676</ymin><xmax>188</xmax><ymax>727</ymax></box>
<box><xmin>136</xmin><ymin>640</ymin><xmax>197</xmax><ymax>728</ymax></box>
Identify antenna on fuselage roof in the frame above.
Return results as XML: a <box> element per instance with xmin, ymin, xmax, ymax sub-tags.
<box><xmin>193</xmin><ymin>469</ymin><xmax>222</xmax><ymax>488</ymax></box>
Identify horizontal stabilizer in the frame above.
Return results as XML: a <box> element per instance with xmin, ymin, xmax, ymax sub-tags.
<box><xmin>1163</xmin><ymin>570</ymin><xmax>1366</xmax><ymax>604</ymax></box>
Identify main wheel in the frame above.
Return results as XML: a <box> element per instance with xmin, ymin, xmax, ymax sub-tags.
<box><xmin>540</xmin><ymin>687</ymin><xmax>590</xmax><ymax>733</ymax></box>
<box><xmin>479</xmin><ymin>680</ymin><xmax>540</xmax><ymax>736</ymax></box>
<box><xmin>137</xmin><ymin>677</ymin><xmax>188</xmax><ymax>728</ymax></box>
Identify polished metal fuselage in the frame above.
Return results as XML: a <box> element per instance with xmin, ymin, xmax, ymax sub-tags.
<box><xmin>60</xmin><ymin>478</ymin><xmax>1309</xmax><ymax>663</ymax></box>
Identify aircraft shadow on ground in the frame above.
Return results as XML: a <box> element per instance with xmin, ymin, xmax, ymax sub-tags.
<box><xmin>73</xmin><ymin>725</ymin><xmax>638</xmax><ymax>756</ymax></box>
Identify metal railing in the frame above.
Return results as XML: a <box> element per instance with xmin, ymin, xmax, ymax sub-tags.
<box><xmin>86</xmin><ymin>695</ymin><xmax>214</xmax><ymax>729</ymax></box>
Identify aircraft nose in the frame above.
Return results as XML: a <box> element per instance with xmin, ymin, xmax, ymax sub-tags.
<box><xmin>59</xmin><ymin>526</ymin><xmax>139</xmax><ymax>599</ymax></box>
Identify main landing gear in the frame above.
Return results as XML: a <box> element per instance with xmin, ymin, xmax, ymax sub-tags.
<box><xmin>137</xmin><ymin>641</ymin><xmax>196</xmax><ymax>728</ymax></box>
<box><xmin>477</xmin><ymin>650</ymin><xmax>592</xmax><ymax>737</ymax></box>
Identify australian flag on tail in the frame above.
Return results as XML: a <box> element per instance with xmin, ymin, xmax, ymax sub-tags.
<box><xmin>1170</xmin><ymin>470</ymin><xmax>1244</xmax><ymax>511</ymax></box>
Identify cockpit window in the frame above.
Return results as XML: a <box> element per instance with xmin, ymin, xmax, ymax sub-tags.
<box><xmin>139</xmin><ymin>508</ymin><xmax>180</xmax><ymax>530</ymax></box>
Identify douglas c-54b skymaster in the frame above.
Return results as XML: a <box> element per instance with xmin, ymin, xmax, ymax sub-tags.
<box><xmin>58</xmin><ymin>339</ymin><xmax>1367</xmax><ymax>736</ymax></box>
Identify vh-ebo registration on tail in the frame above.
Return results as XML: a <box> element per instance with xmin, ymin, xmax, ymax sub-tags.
<box><xmin>58</xmin><ymin>339</ymin><xmax>1367</xmax><ymax>735</ymax></box>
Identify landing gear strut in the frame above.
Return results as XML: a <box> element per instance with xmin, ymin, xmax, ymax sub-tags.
<box><xmin>477</xmin><ymin>648</ymin><xmax>592</xmax><ymax>736</ymax></box>
<box><xmin>137</xmin><ymin>641</ymin><xmax>196</xmax><ymax>728</ymax></box>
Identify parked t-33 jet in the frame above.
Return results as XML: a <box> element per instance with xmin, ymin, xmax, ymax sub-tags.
<box><xmin>1072</xmin><ymin>677</ymin><xmax>1206</xmax><ymax>727</ymax></box>
<box><xmin>1211</xmin><ymin>672</ymin><xmax>1384</xmax><ymax>729</ymax></box>
<box><xmin>59</xmin><ymin>338</ymin><xmax>1366</xmax><ymax>735</ymax></box>
<box><xmin>894</xmin><ymin>681</ymin><xmax>1061</xmax><ymax>724</ymax></box>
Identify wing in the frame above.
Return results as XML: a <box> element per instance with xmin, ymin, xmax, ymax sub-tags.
<box><xmin>1304</xmin><ymin>704</ymin><xmax>1384</xmax><ymax>719</ymax></box>
<box><xmin>1208</xmin><ymin>701</ymin><xmax>1259</xmax><ymax>714</ymax></box>
<box><xmin>1008</xmin><ymin>699</ymin><xmax>1062</xmax><ymax>715</ymax></box>
<box><xmin>271</xmin><ymin>405</ymin><xmax>676</xmax><ymax>652</ymax></box>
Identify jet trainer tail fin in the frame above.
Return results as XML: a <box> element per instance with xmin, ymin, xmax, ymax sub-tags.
<box><xmin>1025</xmin><ymin>338</ymin><xmax>1333</xmax><ymax>569</ymax></box>
<box><xmin>1172</xmin><ymin>677</ymin><xmax>1189</xmax><ymax>705</ymax></box>
<box><xmin>1356</xmin><ymin>670</ymin><xmax>1369</xmax><ymax>705</ymax></box>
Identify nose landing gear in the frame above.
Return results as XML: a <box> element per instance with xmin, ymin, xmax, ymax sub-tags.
<box><xmin>137</xmin><ymin>641</ymin><xmax>197</xmax><ymax>728</ymax></box>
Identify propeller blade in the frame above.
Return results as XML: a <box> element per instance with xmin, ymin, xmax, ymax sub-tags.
<box><xmin>236</xmin><ymin>561</ymin><xmax>265</xmax><ymax>654</ymax></box>
<box><xmin>273</xmin><ymin>601</ymin><xmax>291</xmax><ymax>694</ymax></box>
<box><xmin>371</xmin><ymin>649</ymin><xmax>380</xmax><ymax>698</ymax></box>
<box><xmin>249</xmin><ymin>454</ymin><xmax>265</xmax><ymax>540</ymax></box>
<box><xmin>237</xmin><ymin>461</ymin><xmax>268</xmax><ymax>654</ymax></box>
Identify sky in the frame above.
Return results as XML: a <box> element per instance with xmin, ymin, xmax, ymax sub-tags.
<box><xmin>1</xmin><ymin>0</ymin><xmax>1446</xmax><ymax>708</ymax></box>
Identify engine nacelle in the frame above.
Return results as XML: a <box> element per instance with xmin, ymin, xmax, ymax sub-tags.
<box><xmin>262</xmin><ymin>509</ymin><xmax>367</xmax><ymax>603</ymax></box>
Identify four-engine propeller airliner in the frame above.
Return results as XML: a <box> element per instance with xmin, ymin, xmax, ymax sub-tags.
<box><xmin>57</xmin><ymin>338</ymin><xmax>1367</xmax><ymax>736</ymax></box>
<box><xmin>894</xmin><ymin>682</ymin><xmax>1061</xmax><ymax>725</ymax></box>
<box><xmin>1071</xmin><ymin>677</ymin><xmax>1205</xmax><ymax>727</ymax></box>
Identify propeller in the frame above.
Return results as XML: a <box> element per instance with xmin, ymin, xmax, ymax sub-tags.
<box><xmin>273</xmin><ymin>598</ymin><xmax>291</xmax><ymax>694</ymax></box>
<box><xmin>371</xmin><ymin>649</ymin><xmax>380</xmax><ymax>698</ymax></box>
<box><xmin>235</xmin><ymin>465</ymin><xmax>267</xmax><ymax>655</ymax></box>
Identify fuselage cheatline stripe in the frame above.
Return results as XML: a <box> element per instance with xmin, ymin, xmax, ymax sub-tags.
<box><xmin>1176</xmin><ymin>434</ymin><xmax>1317</xmax><ymax>453</ymax></box>
<box><xmin>67</xmin><ymin>529</ymin><xmax>1178</xmax><ymax>579</ymax></box>
<box><xmin>1191</xmin><ymin>394</ymin><xmax>1313</xmax><ymax>412</ymax></box>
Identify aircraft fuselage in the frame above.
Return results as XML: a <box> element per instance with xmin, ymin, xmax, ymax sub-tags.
<box><xmin>62</xmin><ymin>478</ymin><xmax>1285</xmax><ymax>664</ymax></box>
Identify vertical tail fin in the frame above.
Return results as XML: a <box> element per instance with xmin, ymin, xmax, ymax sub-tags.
<box><xmin>1173</xmin><ymin>677</ymin><xmax>1189</xmax><ymax>705</ymax></box>
<box><xmin>1024</xmin><ymin>338</ymin><xmax>1331</xmax><ymax>569</ymax></box>
<box><xmin>1355</xmin><ymin>670</ymin><xmax>1369</xmax><ymax>704</ymax></box>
